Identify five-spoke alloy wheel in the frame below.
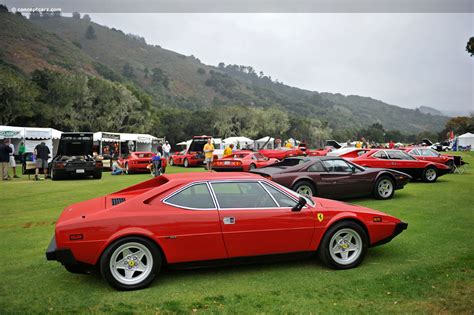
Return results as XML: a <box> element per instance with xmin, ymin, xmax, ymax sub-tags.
<box><xmin>293</xmin><ymin>181</ymin><xmax>316</xmax><ymax>197</ymax></box>
<box><xmin>374</xmin><ymin>176</ymin><xmax>394</xmax><ymax>200</ymax></box>
<box><xmin>422</xmin><ymin>166</ymin><xmax>438</xmax><ymax>183</ymax></box>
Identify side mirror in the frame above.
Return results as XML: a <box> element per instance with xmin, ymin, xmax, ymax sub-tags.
<box><xmin>292</xmin><ymin>196</ymin><xmax>307</xmax><ymax>212</ymax></box>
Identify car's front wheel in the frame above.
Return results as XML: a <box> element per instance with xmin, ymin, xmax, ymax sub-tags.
<box><xmin>249</xmin><ymin>163</ymin><xmax>256</xmax><ymax>171</ymax></box>
<box><xmin>422</xmin><ymin>166</ymin><xmax>438</xmax><ymax>183</ymax></box>
<box><xmin>318</xmin><ymin>221</ymin><xmax>368</xmax><ymax>269</ymax></box>
<box><xmin>100</xmin><ymin>237</ymin><xmax>162</xmax><ymax>290</ymax></box>
<box><xmin>169</xmin><ymin>158</ymin><xmax>174</xmax><ymax>166</ymax></box>
<box><xmin>183</xmin><ymin>158</ymin><xmax>189</xmax><ymax>168</ymax></box>
<box><xmin>373</xmin><ymin>176</ymin><xmax>394</xmax><ymax>200</ymax></box>
<box><xmin>446</xmin><ymin>160</ymin><xmax>455</xmax><ymax>173</ymax></box>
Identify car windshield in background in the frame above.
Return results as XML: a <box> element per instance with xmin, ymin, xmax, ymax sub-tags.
<box><xmin>387</xmin><ymin>150</ymin><xmax>415</xmax><ymax>160</ymax></box>
<box><xmin>136</xmin><ymin>153</ymin><xmax>153</xmax><ymax>158</ymax></box>
<box><xmin>230</xmin><ymin>154</ymin><xmax>249</xmax><ymax>159</ymax></box>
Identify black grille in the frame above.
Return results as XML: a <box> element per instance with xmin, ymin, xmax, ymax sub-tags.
<box><xmin>111</xmin><ymin>198</ymin><xmax>126</xmax><ymax>206</ymax></box>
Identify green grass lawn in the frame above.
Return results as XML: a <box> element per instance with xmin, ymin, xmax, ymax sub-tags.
<box><xmin>0</xmin><ymin>158</ymin><xmax>473</xmax><ymax>314</ymax></box>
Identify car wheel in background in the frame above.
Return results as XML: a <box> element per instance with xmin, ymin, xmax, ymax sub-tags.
<box><xmin>249</xmin><ymin>163</ymin><xmax>256</xmax><ymax>171</ymax></box>
<box><xmin>124</xmin><ymin>163</ymin><xmax>130</xmax><ymax>174</ymax></box>
<box><xmin>50</xmin><ymin>168</ymin><xmax>61</xmax><ymax>181</ymax></box>
<box><xmin>318</xmin><ymin>221</ymin><xmax>368</xmax><ymax>269</ymax></box>
<box><xmin>373</xmin><ymin>176</ymin><xmax>394</xmax><ymax>200</ymax></box>
<box><xmin>422</xmin><ymin>166</ymin><xmax>438</xmax><ymax>183</ymax></box>
<box><xmin>292</xmin><ymin>180</ymin><xmax>316</xmax><ymax>197</ymax></box>
<box><xmin>169</xmin><ymin>159</ymin><xmax>174</xmax><ymax>166</ymax></box>
<box><xmin>100</xmin><ymin>236</ymin><xmax>162</xmax><ymax>291</ymax></box>
<box><xmin>93</xmin><ymin>170</ymin><xmax>102</xmax><ymax>179</ymax></box>
<box><xmin>183</xmin><ymin>158</ymin><xmax>189</xmax><ymax>168</ymax></box>
<box><xmin>446</xmin><ymin>160</ymin><xmax>455</xmax><ymax>173</ymax></box>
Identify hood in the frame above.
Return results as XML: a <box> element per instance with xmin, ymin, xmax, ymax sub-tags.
<box><xmin>317</xmin><ymin>198</ymin><xmax>387</xmax><ymax>216</ymax></box>
<box><xmin>188</xmin><ymin>137</ymin><xmax>209</xmax><ymax>152</ymax></box>
<box><xmin>56</xmin><ymin>132</ymin><xmax>94</xmax><ymax>156</ymax></box>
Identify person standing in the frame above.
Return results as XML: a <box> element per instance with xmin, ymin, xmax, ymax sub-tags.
<box><xmin>162</xmin><ymin>141</ymin><xmax>171</xmax><ymax>163</ymax></box>
<box><xmin>152</xmin><ymin>152</ymin><xmax>162</xmax><ymax>177</ymax></box>
<box><xmin>157</xmin><ymin>142</ymin><xmax>163</xmax><ymax>156</ymax></box>
<box><xmin>8</xmin><ymin>140</ymin><xmax>19</xmax><ymax>178</ymax></box>
<box><xmin>223</xmin><ymin>143</ymin><xmax>234</xmax><ymax>156</ymax></box>
<box><xmin>0</xmin><ymin>139</ymin><xmax>12</xmax><ymax>180</ymax></box>
<box><xmin>18</xmin><ymin>141</ymin><xmax>26</xmax><ymax>164</ymax></box>
<box><xmin>203</xmin><ymin>138</ymin><xmax>214</xmax><ymax>171</ymax></box>
<box><xmin>34</xmin><ymin>142</ymin><xmax>50</xmax><ymax>181</ymax></box>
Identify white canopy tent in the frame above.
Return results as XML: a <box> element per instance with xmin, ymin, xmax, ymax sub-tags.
<box><xmin>93</xmin><ymin>131</ymin><xmax>164</xmax><ymax>156</ymax></box>
<box><xmin>457</xmin><ymin>132</ymin><xmax>474</xmax><ymax>150</ymax></box>
<box><xmin>223</xmin><ymin>136</ymin><xmax>254</xmax><ymax>150</ymax></box>
<box><xmin>255</xmin><ymin>136</ymin><xmax>274</xmax><ymax>150</ymax></box>
<box><xmin>0</xmin><ymin>126</ymin><xmax>62</xmax><ymax>158</ymax></box>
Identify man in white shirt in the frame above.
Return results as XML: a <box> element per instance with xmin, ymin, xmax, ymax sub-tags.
<box><xmin>162</xmin><ymin>141</ymin><xmax>171</xmax><ymax>163</ymax></box>
<box><xmin>8</xmin><ymin>141</ymin><xmax>19</xmax><ymax>178</ymax></box>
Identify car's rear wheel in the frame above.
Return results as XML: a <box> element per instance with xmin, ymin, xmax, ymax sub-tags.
<box><xmin>446</xmin><ymin>160</ymin><xmax>455</xmax><ymax>173</ymax></box>
<box><xmin>93</xmin><ymin>170</ymin><xmax>102</xmax><ymax>179</ymax></box>
<box><xmin>373</xmin><ymin>176</ymin><xmax>394</xmax><ymax>200</ymax></box>
<box><xmin>169</xmin><ymin>158</ymin><xmax>174</xmax><ymax>166</ymax></box>
<box><xmin>422</xmin><ymin>166</ymin><xmax>438</xmax><ymax>183</ymax></box>
<box><xmin>249</xmin><ymin>163</ymin><xmax>256</xmax><ymax>171</ymax></box>
<box><xmin>183</xmin><ymin>158</ymin><xmax>189</xmax><ymax>168</ymax></box>
<box><xmin>100</xmin><ymin>237</ymin><xmax>161</xmax><ymax>290</ymax></box>
<box><xmin>50</xmin><ymin>168</ymin><xmax>61</xmax><ymax>181</ymax></box>
<box><xmin>318</xmin><ymin>221</ymin><xmax>368</xmax><ymax>269</ymax></box>
<box><xmin>124</xmin><ymin>163</ymin><xmax>130</xmax><ymax>174</ymax></box>
<box><xmin>293</xmin><ymin>181</ymin><xmax>316</xmax><ymax>197</ymax></box>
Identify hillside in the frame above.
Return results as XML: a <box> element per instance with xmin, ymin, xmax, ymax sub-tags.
<box><xmin>0</xmin><ymin>12</ymin><xmax>449</xmax><ymax>139</ymax></box>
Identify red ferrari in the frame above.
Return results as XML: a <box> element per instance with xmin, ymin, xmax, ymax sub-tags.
<box><xmin>352</xmin><ymin>149</ymin><xmax>450</xmax><ymax>182</ymax></box>
<box><xmin>259</xmin><ymin>147</ymin><xmax>305</xmax><ymax>159</ymax></box>
<box><xmin>46</xmin><ymin>172</ymin><xmax>407</xmax><ymax>290</ymax></box>
<box><xmin>404</xmin><ymin>147</ymin><xmax>456</xmax><ymax>172</ymax></box>
<box><xmin>119</xmin><ymin>152</ymin><xmax>167</xmax><ymax>174</ymax></box>
<box><xmin>169</xmin><ymin>135</ymin><xmax>211</xmax><ymax>167</ymax></box>
<box><xmin>212</xmin><ymin>150</ymin><xmax>278</xmax><ymax>171</ymax></box>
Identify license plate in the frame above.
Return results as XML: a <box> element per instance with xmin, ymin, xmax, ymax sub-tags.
<box><xmin>224</xmin><ymin>161</ymin><xmax>230</xmax><ymax>165</ymax></box>
<box><xmin>76</xmin><ymin>169</ymin><xmax>85</xmax><ymax>174</ymax></box>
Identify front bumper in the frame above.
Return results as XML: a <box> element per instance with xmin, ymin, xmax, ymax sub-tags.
<box><xmin>370</xmin><ymin>222</ymin><xmax>408</xmax><ymax>247</ymax></box>
<box><xmin>45</xmin><ymin>236</ymin><xmax>77</xmax><ymax>265</ymax></box>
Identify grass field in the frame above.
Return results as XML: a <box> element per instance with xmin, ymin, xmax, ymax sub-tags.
<box><xmin>1</xmin><ymin>157</ymin><xmax>473</xmax><ymax>314</ymax></box>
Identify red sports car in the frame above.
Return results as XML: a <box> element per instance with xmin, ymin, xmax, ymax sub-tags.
<box><xmin>259</xmin><ymin>147</ymin><xmax>305</xmax><ymax>159</ymax></box>
<box><xmin>119</xmin><ymin>152</ymin><xmax>167</xmax><ymax>174</ymax></box>
<box><xmin>169</xmin><ymin>135</ymin><xmax>211</xmax><ymax>167</ymax></box>
<box><xmin>404</xmin><ymin>147</ymin><xmax>456</xmax><ymax>172</ymax></box>
<box><xmin>46</xmin><ymin>172</ymin><xmax>408</xmax><ymax>290</ymax></box>
<box><xmin>352</xmin><ymin>149</ymin><xmax>450</xmax><ymax>182</ymax></box>
<box><xmin>212</xmin><ymin>151</ymin><xmax>279</xmax><ymax>171</ymax></box>
<box><xmin>327</xmin><ymin>148</ymin><xmax>371</xmax><ymax>159</ymax></box>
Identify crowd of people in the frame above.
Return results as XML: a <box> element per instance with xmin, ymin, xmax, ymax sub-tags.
<box><xmin>0</xmin><ymin>139</ymin><xmax>49</xmax><ymax>181</ymax></box>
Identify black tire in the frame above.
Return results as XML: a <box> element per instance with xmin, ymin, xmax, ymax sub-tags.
<box><xmin>183</xmin><ymin>158</ymin><xmax>189</xmax><ymax>168</ymax></box>
<box><xmin>169</xmin><ymin>159</ymin><xmax>174</xmax><ymax>166</ymax></box>
<box><xmin>446</xmin><ymin>160</ymin><xmax>455</xmax><ymax>173</ymax></box>
<box><xmin>373</xmin><ymin>176</ymin><xmax>395</xmax><ymax>200</ymax></box>
<box><xmin>422</xmin><ymin>166</ymin><xmax>438</xmax><ymax>183</ymax></box>
<box><xmin>292</xmin><ymin>180</ymin><xmax>316</xmax><ymax>197</ymax></box>
<box><xmin>124</xmin><ymin>163</ymin><xmax>130</xmax><ymax>174</ymax></box>
<box><xmin>318</xmin><ymin>221</ymin><xmax>368</xmax><ymax>270</ymax></box>
<box><xmin>50</xmin><ymin>168</ymin><xmax>61</xmax><ymax>181</ymax></box>
<box><xmin>93</xmin><ymin>170</ymin><xmax>102</xmax><ymax>179</ymax></box>
<box><xmin>249</xmin><ymin>163</ymin><xmax>256</xmax><ymax>171</ymax></box>
<box><xmin>100</xmin><ymin>237</ymin><xmax>162</xmax><ymax>291</ymax></box>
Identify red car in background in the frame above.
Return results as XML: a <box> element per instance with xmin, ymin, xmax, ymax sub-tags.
<box><xmin>259</xmin><ymin>147</ymin><xmax>306</xmax><ymax>159</ymax></box>
<box><xmin>119</xmin><ymin>152</ymin><xmax>167</xmax><ymax>174</ymax></box>
<box><xmin>213</xmin><ymin>151</ymin><xmax>279</xmax><ymax>171</ymax></box>
<box><xmin>46</xmin><ymin>172</ymin><xmax>407</xmax><ymax>290</ymax></box>
<box><xmin>169</xmin><ymin>135</ymin><xmax>211</xmax><ymax>167</ymax></box>
<box><xmin>352</xmin><ymin>149</ymin><xmax>450</xmax><ymax>182</ymax></box>
<box><xmin>404</xmin><ymin>147</ymin><xmax>456</xmax><ymax>172</ymax></box>
<box><xmin>327</xmin><ymin>148</ymin><xmax>371</xmax><ymax>159</ymax></box>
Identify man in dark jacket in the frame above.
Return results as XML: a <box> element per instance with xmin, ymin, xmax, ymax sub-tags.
<box><xmin>0</xmin><ymin>139</ymin><xmax>12</xmax><ymax>180</ymax></box>
<box><xmin>34</xmin><ymin>142</ymin><xmax>50</xmax><ymax>180</ymax></box>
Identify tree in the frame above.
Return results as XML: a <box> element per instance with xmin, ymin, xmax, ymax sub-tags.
<box><xmin>85</xmin><ymin>25</ymin><xmax>96</xmax><ymax>39</ymax></box>
<box><xmin>122</xmin><ymin>63</ymin><xmax>135</xmax><ymax>79</ymax></box>
<box><xmin>466</xmin><ymin>37</ymin><xmax>474</xmax><ymax>57</ymax></box>
<box><xmin>82</xmin><ymin>14</ymin><xmax>91</xmax><ymax>22</ymax></box>
<box><xmin>151</xmin><ymin>68</ymin><xmax>169</xmax><ymax>88</ymax></box>
<box><xmin>442</xmin><ymin>116</ymin><xmax>474</xmax><ymax>136</ymax></box>
<box><xmin>72</xmin><ymin>12</ymin><xmax>81</xmax><ymax>19</ymax></box>
<box><xmin>0</xmin><ymin>4</ymin><xmax>8</xmax><ymax>12</ymax></box>
<box><xmin>197</xmin><ymin>68</ymin><xmax>206</xmax><ymax>75</ymax></box>
<box><xmin>144</xmin><ymin>66</ymin><xmax>149</xmax><ymax>78</ymax></box>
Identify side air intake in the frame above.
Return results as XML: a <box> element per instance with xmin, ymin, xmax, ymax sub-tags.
<box><xmin>111</xmin><ymin>198</ymin><xmax>126</xmax><ymax>206</ymax></box>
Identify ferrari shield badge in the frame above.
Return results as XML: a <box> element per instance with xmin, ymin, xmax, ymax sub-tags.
<box><xmin>317</xmin><ymin>213</ymin><xmax>324</xmax><ymax>222</ymax></box>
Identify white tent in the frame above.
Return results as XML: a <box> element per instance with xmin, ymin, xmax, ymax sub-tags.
<box><xmin>458</xmin><ymin>132</ymin><xmax>474</xmax><ymax>150</ymax></box>
<box><xmin>0</xmin><ymin>126</ymin><xmax>62</xmax><ymax>158</ymax></box>
<box><xmin>93</xmin><ymin>131</ymin><xmax>164</xmax><ymax>155</ymax></box>
<box><xmin>223</xmin><ymin>136</ymin><xmax>254</xmax><ymax>149</ymax></box>
<box><xmin>255</xmin><ymin>136</ymin><xmax>274</xmax><ymax>150</ymax></box>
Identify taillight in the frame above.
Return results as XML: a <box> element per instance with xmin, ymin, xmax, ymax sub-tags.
<box><xmin>55</xmin><ymin>162</ymin><xmax>65</xmax><ymax>169</ymax></box>
<box><xmin>95</xmin><ymin>161</ymin><xmax>103</xmax><ymax>167</ymax></box>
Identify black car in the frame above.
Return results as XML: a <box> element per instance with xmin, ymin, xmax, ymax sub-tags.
<box><xmin>251</xmin><ymin>156</ymin><xmax>411</xmax><ymax>200</ymax></box>
<box><xmin>49</xmin><ymin>132</ymin><xmax>103</xmax><ymax>180</ymax></box>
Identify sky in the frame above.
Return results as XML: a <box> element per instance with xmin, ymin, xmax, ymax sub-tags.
<box><xmin>89</xmin><ymin>13</ymin><xmax>473</xmax><ymax>115</ymax></box>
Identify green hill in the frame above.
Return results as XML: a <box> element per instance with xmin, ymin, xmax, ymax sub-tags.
<box><xmin>0</xmin><ymin>11</ymin><xmax>449</xmax><ymax>143</ymax></box>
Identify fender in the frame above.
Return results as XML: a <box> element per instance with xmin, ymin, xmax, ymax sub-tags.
<box><xmin>92</xmin><ymin>227</ymin><xmax>166</xmax><ymax>265</ymax></box>
<box><xmin>309</xmin><ymin>212</ymin><xmax>367</xmax><ymax>251</ymax></box>
<box><xmin>375</xmin><ymin>171</ymin><xmax>396</xmax><ymax>183</ymax></box>
<box><xmin>291</xmin><ymin>176</ymin><xmax>315</xmax><ymax>189</ymax></box>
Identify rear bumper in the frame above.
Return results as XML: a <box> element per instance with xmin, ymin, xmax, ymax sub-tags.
<box><xmin>437</xmin><ymin>168</ymin><xmax>451</xmax><ymax>177</ymax></box>
<box><xmin>45</xmin><ymin>236</ymin><xmax>77</xmax><ymax>265</ymax></box>
<box><xmin>370</xmin><ymin>222</ymin><xmax>408</xmax><ymax>247</ymax></box>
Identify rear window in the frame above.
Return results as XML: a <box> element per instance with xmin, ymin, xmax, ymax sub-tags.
<box><xmin>164</xmin><ymin>183</ymin><xmax>215</xmax><ymax>209</ymax></box>
<box><xmin>135</xmin><ymin>153</ymin><xmax>153</xmax><ymax>158</ymax></box>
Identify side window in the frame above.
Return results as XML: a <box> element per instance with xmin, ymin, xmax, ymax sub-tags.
<box><xmin>211</xmin><ymin>182</ymin><xmax>277</xmax><ymax>209</ymax></box>
<box><xmin>262</xmin><ymin>183</ymin><xmax>298</xmax><ymax>208</ymax></box>
<box><xmin>322</xmin><ymin>160</ymin><xmax>353</xmax><ymax>172</ymax></box>
<box><xmin>165</xmin><ymin>183</ymin><xmax>215</xmax><ymax>209</ymax></box>
<box><xmin>373</xmin><ymin>151</ymin><xmax>388</xmax><ymax>159</ymax></box>
<box><xmin>387</xmin><ymin>151</ymin><xmax>404</xmax><ymax>160</ymax></box>
<box><xmin>307</xmin><ymin>161</ymin><xmax>325</xmax><ymax>172</ymax></box>
<box><xmin>409</xmin><ymin>149</ymin><xmax>419</xmax><ymax>155</ymax></box>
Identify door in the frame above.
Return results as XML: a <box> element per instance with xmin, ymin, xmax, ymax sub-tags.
<box><xmin>319</xmin><ymin>159</ymin><xmax>367</xmax><ymax>198</ymax></box>
<box><xmin>210</xmin><ymin>181</ymin><xmax>315</xmax><ymax>258</ymax></box>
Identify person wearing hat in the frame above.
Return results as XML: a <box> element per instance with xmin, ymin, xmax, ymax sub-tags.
<box><xmin>0</xmin><ymin>139</ymin><xmax>12</xmax><ymax>180</ymax></box>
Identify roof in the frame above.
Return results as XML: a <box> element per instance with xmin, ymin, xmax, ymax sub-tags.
<box><xmin>256</xmin><ymin>136</ymin><xmax>274</xmax><ymax>142</ymax></box>
<box><xmin>459</xmin><ymin>132</ymin><xmax>474</xmax><ymax>138</ymax></box>
<box><xmin>163</xmin><ymin>171</ymin><xmax>262</xmax><ymax>181</ymax></box>
<box><xmin>223</xmin><ymin>136</ymin><xmax>254</xmax><ymax>143</ymax></box>
<box><xmin>0</xmin><ymin>126</ymin><xmax>62</xmax><ymax>139</ymax></box>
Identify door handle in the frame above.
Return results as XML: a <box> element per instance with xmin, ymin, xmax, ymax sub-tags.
<box><xmin>223</xmin><ymin>217</ymin><xmax>235</xmax><ymax>224</ymax></box>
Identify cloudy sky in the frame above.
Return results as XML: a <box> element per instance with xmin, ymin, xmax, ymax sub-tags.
<box><xmin>89</xmin><ymin>13</ymin><xmax>473</xmax><ymax>114</ymax></box>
